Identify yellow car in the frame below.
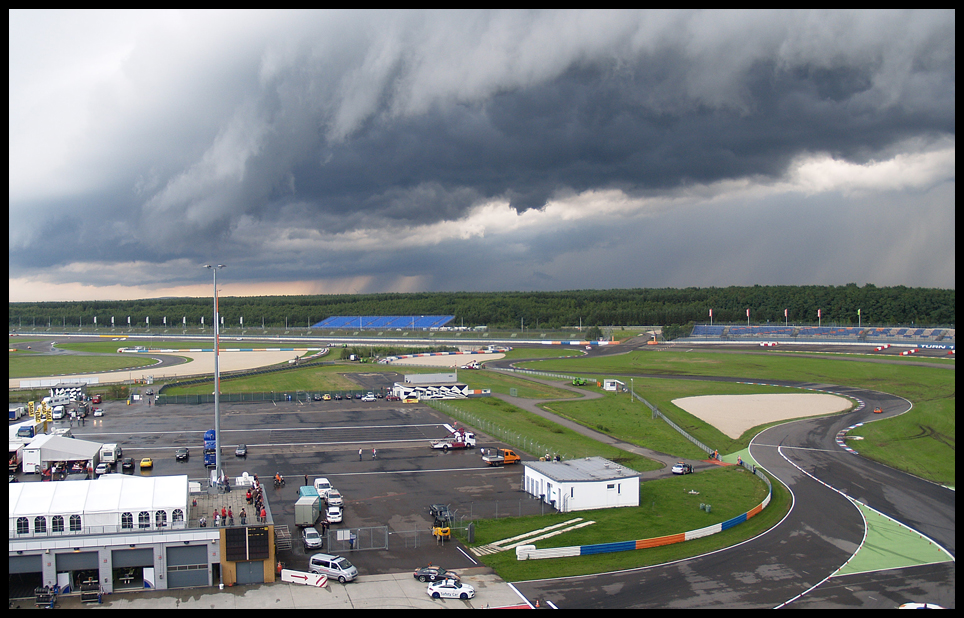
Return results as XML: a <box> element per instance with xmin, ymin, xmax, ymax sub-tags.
<box><xmin>322</xmin><ymin>393</ymin><xmax>332</xmax><ymax>401</ymax></box>
<box><xmin>139</xmin><ymin>458</ymin><xmax>154</xmax><ymax>469</ymax></box>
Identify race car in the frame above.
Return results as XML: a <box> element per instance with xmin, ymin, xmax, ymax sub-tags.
<box><xmin>671</xmin><ymin>462</ymin><xmax>693</xmax><ymax>475</ymax></box>
<box><xmin>873</xmin><ymin>407</ymin><xmax>883</xmax><ymax>414</ymax></box>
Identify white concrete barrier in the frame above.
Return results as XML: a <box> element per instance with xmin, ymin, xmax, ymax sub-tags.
<box><xmin>281</xmin><ymin>569</ymin><xmax>328</xmax><ymax>587</ymax></box>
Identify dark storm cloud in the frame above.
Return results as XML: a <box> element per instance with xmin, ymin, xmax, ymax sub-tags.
<box><xmin>8</xmin><ymin>10</ymin><xmax>956</xmax><ymax>299</ymax></box>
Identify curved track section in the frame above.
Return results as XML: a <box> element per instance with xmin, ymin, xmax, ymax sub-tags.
<box><xmin>510</xmin><ymin>374</ymin><xmax>954</xmax><ymax>608</ymax></box>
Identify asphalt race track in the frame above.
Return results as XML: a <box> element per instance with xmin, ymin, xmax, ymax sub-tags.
<box><xmin>507</xmin><ymin>347</ymin><xmax>955</xmax><ymax>608</ymax></box>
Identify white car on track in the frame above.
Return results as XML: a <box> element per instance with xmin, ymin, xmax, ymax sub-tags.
<box><xmin>426</xmin><ymin>579</ymin><xmax>476</xmax><ymax>600</ymax></box>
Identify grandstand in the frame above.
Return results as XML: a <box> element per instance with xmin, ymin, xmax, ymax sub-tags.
<box><xmin>311</xmin><ymin>315</ymin><xmax>455</xmax><ymax>330</ymax></box>
<box><xmin>683</xmin><ymin>324</ymin><xmax>953</xmax><ymax>344</ymax></box>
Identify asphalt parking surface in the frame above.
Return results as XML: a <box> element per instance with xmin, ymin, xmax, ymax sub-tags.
<box><xmin>18</xmin><ymin>394</ymin><xmax>549</xmax><ymax>579</ymax></box>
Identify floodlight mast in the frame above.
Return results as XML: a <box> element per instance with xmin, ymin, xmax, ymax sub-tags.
<box><xmin>203</xmin><ymin>264</ymin><xmax>226</xmax><ymax>486</ymax></box>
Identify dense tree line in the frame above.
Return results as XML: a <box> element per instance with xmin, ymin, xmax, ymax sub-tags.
<box><xmin>8</xmin><ymin>284</ymin><xmax>955</xmax><ymax>330</ymax></box>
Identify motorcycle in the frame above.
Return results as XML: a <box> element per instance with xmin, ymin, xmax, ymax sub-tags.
<box><xmin>274</xmin><ymin>477</ymin><xmax>286</xmax><ymax>488</ymax></box>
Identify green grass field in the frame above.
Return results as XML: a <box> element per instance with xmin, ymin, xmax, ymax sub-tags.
<box><xmin>8</xmin><ymin>352</ymin><xmax>158</xmax><ymax>379</ymax></box>
<box><xmin>519</xmin><ymin>350</ymin><xmax>955</xmax><ymax>485</ymax></box>
<box><xmin>469</xmin><ymin>466</ymin><xmax>787</xmax><ymax>582</ymax></box>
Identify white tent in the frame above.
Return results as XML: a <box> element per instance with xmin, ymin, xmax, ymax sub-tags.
<box><xmin>22</xmin><ymin>434</ymin><xmax>102</xmax><ymax>473</ymax></box>
<box><xmin>9</xmin><ymin>475</ymin><xmax>190</xmax><ymax>537</ymax></box>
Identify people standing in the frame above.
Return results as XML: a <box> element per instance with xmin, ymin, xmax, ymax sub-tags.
<box><xmin>260</xmin><ymin>506</ymin><xmax>266</xmax><ymax>523</ymax></box>
<box><xmin>358</xmin><ymin>448</ymin><xmax>363</xmax><ymax>461</ymax></box>
<box><xmin>372</xmin><ymin>447</ymin><xmax>377</xmax><ymax>460</ymax></box>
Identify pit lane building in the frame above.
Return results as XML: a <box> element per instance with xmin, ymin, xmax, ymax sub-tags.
<box><xmin>9</xmin><ymin>474</ymin><xmax>276</xmax><ymax>596</ymax></box>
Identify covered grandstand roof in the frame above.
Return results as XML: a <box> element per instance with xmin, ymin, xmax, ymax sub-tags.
<box><xmin>312</xmin><ymin>315</ymin><xmax>454</xmax><ymax>329</ymax></box>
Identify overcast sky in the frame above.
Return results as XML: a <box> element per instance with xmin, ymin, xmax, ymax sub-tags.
<box><xmin>9</xmin><ymin>10</ymin><xmax>956</xmax><ymax>302</ymax></box>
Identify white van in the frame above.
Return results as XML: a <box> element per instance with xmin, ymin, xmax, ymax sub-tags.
<box><xmin>313</xmin><ymin>477</ymin><xmax>332</xmax><ymax>499</ymax></box>
<box><xmin>308</xmin><ymin>553</ymin><xmax>358</xmax><ymax>583</ymax></box>
<box><xmin>52</xmin><ymin>406</ymin><xmax>65</xmax><ymax>420</ymax></box>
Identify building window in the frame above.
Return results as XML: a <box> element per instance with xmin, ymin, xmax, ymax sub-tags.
<box><xmin>34</xmin><ymin>516</ymin><xmax>47</xmax><ymax>533</ymax></box>
<box><xmin>155</xmin><ymin>510</ymin><xmax>168</xmax><ymax>528</ymax></box>
<box><xmin>52</xmin><ymin>515</ymin><xmax>65</xmax><ymax>533</ymax></box>
<box><xmin>138</xmin><ymin>511</ymin><xmax>151</xmax><ymax>528</ymax></box>
<box><xmin>69</xmin><ymin>514</ymin><xmax>82</xmax><ymax>531</ymax></box>
<box><xmin>121</xmin><ymin>512</ymin><xmax>133</xmax><ymax>529</ymax></box>
<box><xmin>17</xmin><ymin>517</ymin><xmax>29</xmax><ymax>534</ymax></box>
<box><xmin>172</xmin><ymin>509</ymin><xmax>184</xmax><ymax>523</ymax></box>
<box><xmin>607</xmin><ymin>484</ymin><xmax>615</xmax><ymax>490</ymax></box>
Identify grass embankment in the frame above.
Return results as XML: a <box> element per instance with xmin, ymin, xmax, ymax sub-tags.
<box><xmin>519</xmin><ymin>350</ymin><xmax>955</xmax><ymax>486</ymax></box>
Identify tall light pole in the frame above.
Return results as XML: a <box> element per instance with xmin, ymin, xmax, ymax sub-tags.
<box><xmin>204</xmin><ymin>264</ymin><xmax>226</xmax><ymax>486</ymax></box>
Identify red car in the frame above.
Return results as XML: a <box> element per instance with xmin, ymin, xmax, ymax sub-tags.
<box><xmin>873</xmin><ymin>407</ymin><xmax>883</xmax><ymax>414</ymax></box>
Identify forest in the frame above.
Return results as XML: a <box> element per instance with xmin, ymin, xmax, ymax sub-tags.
<box><xmin>7</xmin><ymin>284</ymin><xmax>955</xmax><ymax>330</ymax></box>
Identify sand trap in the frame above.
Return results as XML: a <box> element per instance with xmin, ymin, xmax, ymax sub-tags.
<box><xmin>389</xmin><ymin>353</ymin><xmax>505</xmax><ymax>367</ymax></box>
<box><xmin>672</xmin><ymin>393</ymin><xmax>853</xmax><ymax>439</ymax></box>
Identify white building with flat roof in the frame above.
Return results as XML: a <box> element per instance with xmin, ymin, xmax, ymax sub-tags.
<box><xmin>524</xmin><ymin>457</ymin><xmax>640</xmax><ymax>513</ymax></box>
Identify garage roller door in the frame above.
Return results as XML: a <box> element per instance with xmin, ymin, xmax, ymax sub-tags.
<box><xmin>166</xmin><ymin>545</ymin><xmax>209</xmax><ymax>589</ymax></box>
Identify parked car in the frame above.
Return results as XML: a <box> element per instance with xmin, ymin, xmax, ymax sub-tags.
<box><xmin>322</xmin><ymin>394</ymin><xmax>332</xmax><ymax>401</ymax></box>
<box><xmin>175</xmin><ymin>448</ymin><xmax>190</xmax><ymax>461</ymax></box>
<box><xmin>95</xmin><ymin>462</ymin><xmax>110</xmax><ymax>476</ymax></box>
<box><xmin>414</xmin><ymin>565</ymin><xmax>460</xmax><ymax>583</ymax></box>
<box><xmin>235</xmin><ymin>444</ymin><xmax>247</xmax><ymax>457</ymax></box>
<box><xmin>313</xmin><ymin>477</ymin><xmax>333</xmax><ymax>498</ymax></box>
<box><xmin>326</xmin><ymin>505</ymin><xmax>343</xmax><ymax>523</ymax></box>
<box><xmin>308</xmin><ymin>553</ymin><xmax>357</xmax><ymax>583</ymax></box>
<box><xmin>361</xmin><ymin>393</ymin><xmax>376</xmax><ymax>402</ymax></box>
<box><xmin>313</xmin><ymin>394</ymin><xmax>323</xmax><ymax>401</ymax></box>
<box><xmin>333</xmin><ymin>393</ymin><xmax>343</xmax><ymax>400</ymax></box>
<box><xmin>671</xmin><ymin>462</ymin><xmax>693</xmax><ymax>475</ymax></box>
<box><xmin>426</xmin><ymin>579</ymin><xmax>476</xmax><ymax>600</ymax></box>
<box><xmin>121</xmin><ymin>458</ymin><xmax>135</xmax><ymax>472</ymax></box>
<box><xmin>302</xmin><ymin>527</ymin><xmax>323</xmax><ymax>549</ymax></box>
<box><xmin>93</xmin><ymin>408</ymin><xmax>105</xmax><ymax>417</ymax></box>
<box><xmin>386</xmin><ymin>395</ymin><xmax>401</xmax><ymax>401</ymax></box>
<box><xmin>139</xmin><ymin>458</ymin><xmax>153</xmax><ymax>469</ymax></box>
<box><xmin>327</xmin><ymin>489</ymin><xmax>344</xmax><ymax>507</ymax></box>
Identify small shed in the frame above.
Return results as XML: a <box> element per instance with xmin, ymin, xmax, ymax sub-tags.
<box><xmin>523</xmin><ymin>457</ymin><xmax>639</xmax><ymax>513</ymax></box>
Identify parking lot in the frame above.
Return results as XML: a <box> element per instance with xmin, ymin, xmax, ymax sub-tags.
<box><xmin>16</xmin><ymin>388</ymin><xmax>550</xmax><ymax>583</ymax></box>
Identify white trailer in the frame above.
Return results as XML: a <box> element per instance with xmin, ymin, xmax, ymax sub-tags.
<box><xmin>100</xmin><ymin>443</ymin><xmax>122</xmax><ymax>465</ymax></box>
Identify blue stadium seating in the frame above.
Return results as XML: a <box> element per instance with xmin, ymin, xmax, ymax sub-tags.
<box><xmin>312</xmin><ymin>315</ymin><xmax>454</xmax><ymax>330</ymax></box>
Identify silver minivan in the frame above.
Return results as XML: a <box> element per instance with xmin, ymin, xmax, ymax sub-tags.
<box><xmin>308</xmin><ymin>553</ymin><xmax>358</xmax><ymax>583</ymax></box>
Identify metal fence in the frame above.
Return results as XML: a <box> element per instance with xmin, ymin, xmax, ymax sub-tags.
<box><xmin>157</xmin><ymin>388</ymin><xmax>390</xmax><ymax>405</ymax></box>
<box><xmin>489</xmin><ymin>366</ymin><xmax>718</xmax><ymax>458</ymax></box>
<box><xmin>426</xmin><ymin>399</ymin><xmax>586</xmax><ymax>461</ymax></box>
<box><xmin>324</xmin><ymin>525</ymin><xmax>389</xmax><ymax>552</ymax></box>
